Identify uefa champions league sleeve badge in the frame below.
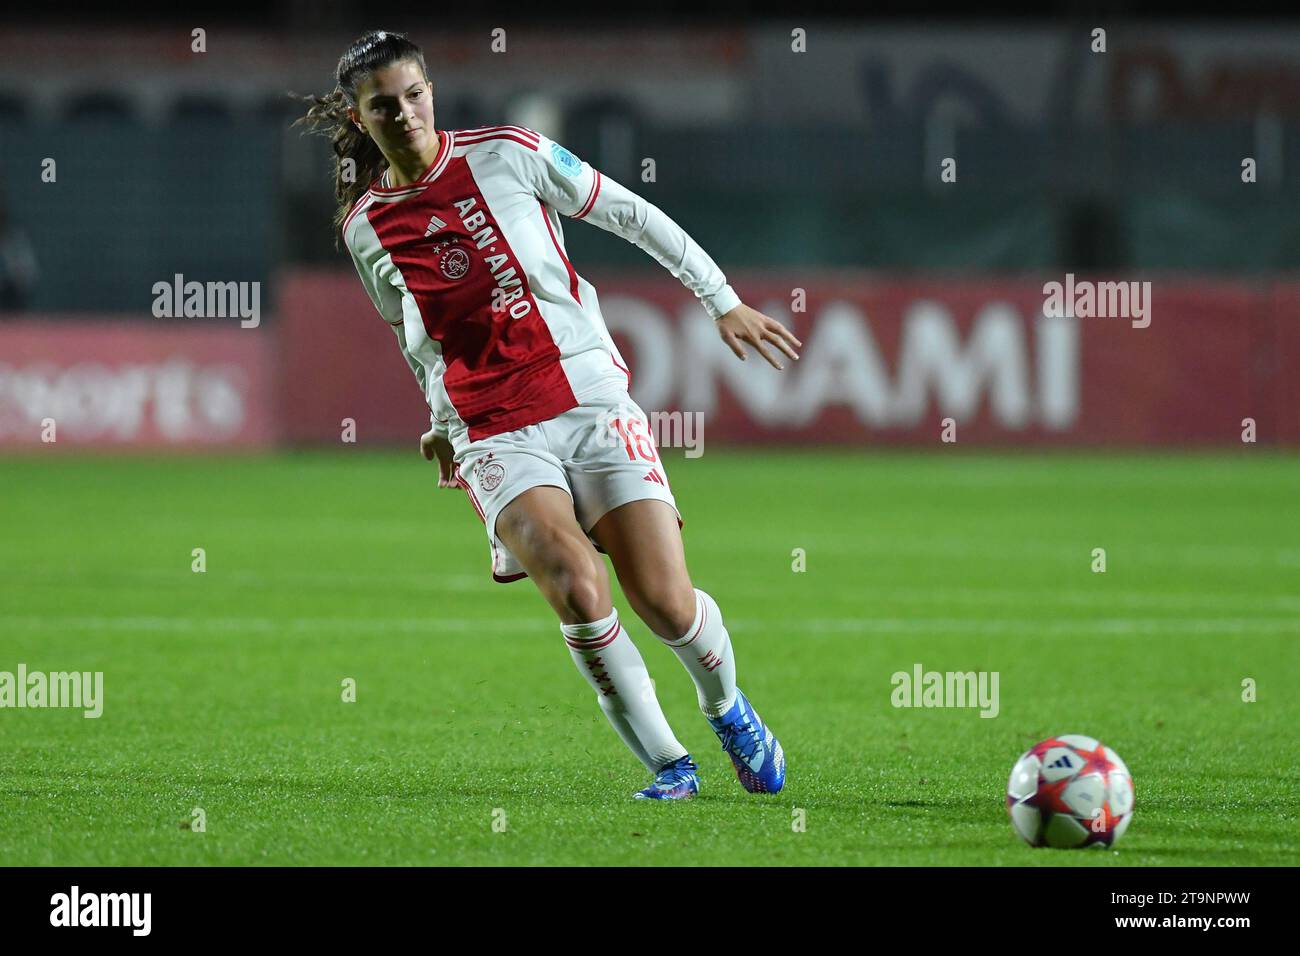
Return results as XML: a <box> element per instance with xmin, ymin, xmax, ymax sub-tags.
<box><xmin>549</xmin><ymin>142</ymin><xmax>583</xmax><ymax>178</ymax></box>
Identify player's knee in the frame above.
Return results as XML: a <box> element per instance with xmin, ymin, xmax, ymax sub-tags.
<box><xmin>566</xmin><ymin>578</ymin><xmax>608</xmax><ymax>623</ymax></box>
<box><xmin>552</xmin><ymin>564</ymin><xmax>607</xmax><ymax>622</ymax></box>
<box><xmin>537</xmin><ymin>541</ymin><xmax>607</xmax><ymax>623</ymax></box>
<box><xmin>631</xmin><ymin>581</ymin><xmax>697</xmax><ymax>641</ymax></box>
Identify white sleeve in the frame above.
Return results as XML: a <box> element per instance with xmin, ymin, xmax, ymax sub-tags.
<box><xmin>518</xmin><ymin>131</ymin><xmax>741</xmax><ymax>320</ymax></box>
<box><xmin>346</xmin><ymin>226</ymin><xmax>448</xmax><ymax>438</ymax></box>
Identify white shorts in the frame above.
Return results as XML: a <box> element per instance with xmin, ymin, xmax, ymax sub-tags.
<box><xmin>452</xmin><ymin>390</ymin><xmax>682</xmax><ymax>583</ymax></box>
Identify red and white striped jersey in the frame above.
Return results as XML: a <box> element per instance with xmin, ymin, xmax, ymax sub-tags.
<box><xmin>342</xmin><ymin>125</ymin><xmax>741</xmax><ymax>444</ymax></box>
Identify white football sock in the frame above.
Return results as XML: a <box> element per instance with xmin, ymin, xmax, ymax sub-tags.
<box><xmin>661</xmin><ymin>588</ymin><xmax>738</xmax><ymax>719</ymax></box>
<box><xmin>561</xmin><ymin>608</ymin><xmax>687</xmax><ymax>773</ymax></box>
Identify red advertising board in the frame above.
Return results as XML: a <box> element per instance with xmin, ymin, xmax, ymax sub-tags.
<box><xmin>277</xmin><ymin>270</ymin><xmax>1299</xmax><ymax>447</ymax></box>
<box><xmin>0</xmin><ymin>320</ymin><xmax>276</xmax><ymax>449</ymax></box>
<box><xmin>3</xmin><ymin>277</ymin><xmax>1292</xmax><ymax>450</ymax></box>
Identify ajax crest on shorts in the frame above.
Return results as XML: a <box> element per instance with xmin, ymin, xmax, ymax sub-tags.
<box><xmin>478</xmin><ymin>456</ymin><xmax>506</xmax><ymax>492</ymax></box>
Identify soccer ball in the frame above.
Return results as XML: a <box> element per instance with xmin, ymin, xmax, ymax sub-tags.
<box><xmin>1006</xmin><ymin>734</ymin><xmax>1134</xmax><ymax>848</ymax></box>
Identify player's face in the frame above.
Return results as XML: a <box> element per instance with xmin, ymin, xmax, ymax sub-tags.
<box><xmin>350</xmin><ymin>59</ymin><xmax>437</xmax><ymax>161</ymax></box>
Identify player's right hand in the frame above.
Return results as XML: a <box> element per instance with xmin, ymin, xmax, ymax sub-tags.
<box><xmin>716</xmin><ymin>302</ymin><xmax>801</xmax><ymax>370</ymax></box>
<box><xmin>419</xmin><ymin>428</ymin><xmax>459</xmax><ymax>488</ymax></box>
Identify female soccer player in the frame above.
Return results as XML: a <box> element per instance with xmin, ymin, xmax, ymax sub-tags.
<box><xmin>299</xmin><ymin>30</ymin><xmax>800</xmax><ymax>799</ymax></box>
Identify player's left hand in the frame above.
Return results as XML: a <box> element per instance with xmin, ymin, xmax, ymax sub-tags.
<box><xmin>716</xmin><ymin>303</ymin><xmax>801</xmax><ymax>370</ymax></box>
<box><xmin>419</xmin><ymin>428</ymin><xmax>459</xmax><ymax>489</ymax></box>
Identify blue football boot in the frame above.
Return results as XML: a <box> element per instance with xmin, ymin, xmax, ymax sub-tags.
<box><xmin>633</xmin><ymin>754</ymin><xmax>700</xmax><ymax>800</ymax></box>
<box><xmin>706</xmin><ymin>688</ymin><xmax>786</xmax><ymax>794</ymax></box>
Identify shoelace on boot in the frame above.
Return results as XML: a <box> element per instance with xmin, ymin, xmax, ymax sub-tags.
<box><xmin>718</xmin><ymin>719</ymin><xmax>762</xmax><ymax>764</ymax></box>
<box><xmin>656</xmin><ymin>757</ymin><xmax>698</xmax><ymax>786</ymax></box>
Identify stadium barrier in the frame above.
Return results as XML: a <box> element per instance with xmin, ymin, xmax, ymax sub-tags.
<box><xmin>2</xmin><ymin>273</ymin><xmax>1295</xmax><ymax>448</ymax></box>
<box><xmin>277</xmin><ymin>270</ymin><xmax>1298</xmax><ymax>448</ymax></box>
<box><xmin>0</xmin><ymin>320</ymin><xmax>275</xmax><ymax>448</ymax></box>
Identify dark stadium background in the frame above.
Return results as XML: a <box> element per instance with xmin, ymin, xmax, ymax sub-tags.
<box><xmin>3</xmin><ymin>4</ymin><xmax>1299</xmax><ymax>450</ymax></box>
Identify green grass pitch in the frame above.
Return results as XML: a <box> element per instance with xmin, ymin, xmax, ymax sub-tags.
<box><xmin>2</xmin><ymin>449</ymin><xmax>1297</xmax><ymax>866</ymax></box>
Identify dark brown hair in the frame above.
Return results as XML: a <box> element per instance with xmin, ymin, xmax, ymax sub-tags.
<box><xmin>294</xmin><ymin>30</ymin><xmax>430</xmax><ymax>242</ymax></box>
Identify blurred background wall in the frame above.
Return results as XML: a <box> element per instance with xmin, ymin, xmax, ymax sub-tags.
<box><xmin>1</xmin><ymin>14</ymin><xmax>1297</xmax><ymax>447</ymax></box>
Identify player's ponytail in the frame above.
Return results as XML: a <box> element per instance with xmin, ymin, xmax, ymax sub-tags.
<box><xmin>292</xmin><ymin>30</ymin><xmax>431</xmax><ymax>244</ymax></box>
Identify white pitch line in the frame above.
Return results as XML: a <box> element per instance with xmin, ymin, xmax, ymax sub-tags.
<box><xmin>716</xmin><ymin>582</ymin><xmax>1300</xmax><ymax>613</ymax></box>
<box><xmin>10</xmin><ymin>567</ymin><xmax>1297</xmax><ymax>612</ymax></box>
<box><xmin>2</xmin><ymin>616</ymin><xmax>1297</xmax><ymax>637</ymax></box>
<box><xmin>742</xmin><ymin>617</ymin><xmax>1300</xmax><ymax>636</ymax></box>
<box><xmin>5</xmin><ymin>567</ymin><xmax>491</xmax><ymax>591</ymax></box>
<box><xmin>692</xmin><ymin>534</ymin><xmax>1300</xmax><ymax>571</ymax></box>
<box><xmin>0</xmin><ymin>616</ymin><xmax>545</xmax><ymax>634</ymax></box>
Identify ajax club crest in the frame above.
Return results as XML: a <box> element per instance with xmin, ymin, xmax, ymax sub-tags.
<box><xmin>477</xmin><ymin>454</ymin><xmax>506</xmax><ymax>492</ymax></box>
<box><xmin>431</xmin><ymin>239</ymin><xmax>471</xmax><ymax>281</ymax></box>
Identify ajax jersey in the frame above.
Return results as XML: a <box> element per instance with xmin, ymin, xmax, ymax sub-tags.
<box><xmin>342</xmin><ymin>125</ymin><xmax>740</xmax><ymax>445</ymax></box>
